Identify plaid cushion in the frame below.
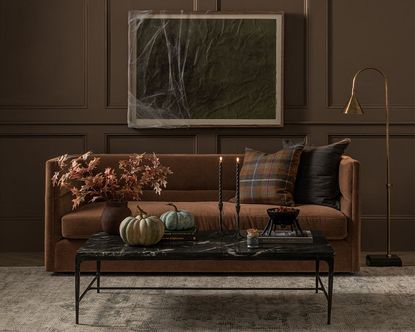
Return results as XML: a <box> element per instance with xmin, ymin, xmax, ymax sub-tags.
<box><xmin>239</xmin><ymin>146</ymin><xmax>304</xmax><ymax>205</ymax></box>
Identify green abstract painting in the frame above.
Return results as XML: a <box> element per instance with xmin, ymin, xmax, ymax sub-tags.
<box><xmin>128</xmin><ymin>12</ymin><xmax>283</xmax><ymax>127</ymax></box>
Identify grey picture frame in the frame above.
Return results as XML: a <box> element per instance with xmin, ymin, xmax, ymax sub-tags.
<box><xmin>128</xmin><ymin>11</ymin><xmax>284</xmax><ymax>128</ymax></box>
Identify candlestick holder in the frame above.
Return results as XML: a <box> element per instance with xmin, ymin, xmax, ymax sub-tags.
<box><xmin>234</xmin><ymin>157</ymin><xmax>243</xmax><ymax>238</ymax></box>
<box><xmin>234</xmin><ymin>203</ymin><xmax>244</xmax><ymax>238</ymax></box>
<box><xmin>218</xmin><ymin>201</ymin><xmax>224</xmax><ymax>235</ymax></box>
<box><xmin>217</xmin><ymin>156</ymin><xmax>224</xmax><ymax>236</ymax></box>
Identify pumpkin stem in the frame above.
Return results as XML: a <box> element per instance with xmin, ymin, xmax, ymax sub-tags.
<box><xmin>167</xmin><ymin>202</ymin><xmax>179</xmax><ymax>212</ymax></box>
<box><xmin>136</xmin><ymin>204</ymin><xmax>148</xmax><ymax>218</ymax></box>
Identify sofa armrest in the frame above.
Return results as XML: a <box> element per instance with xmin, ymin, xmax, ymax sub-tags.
<box><xmin>339</xmin><ymin>155</ymin><xmax>361</xmax><ymax>270</ymax></box>
<box><xmin>339</xmin><ymin>156</ymin><xmax>359</xmax><ymax>218</ymax></box>
<box><xmin>44</xmin><ymin>158</ymin><xmax>73</xmax><ymax>271</ymax></box>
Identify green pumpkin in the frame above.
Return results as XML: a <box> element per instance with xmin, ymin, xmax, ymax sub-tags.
<box><xmin>160</xmin><ymin>203</ymin><xmax>195</xmax><ymax>231</ymax></box>
<box><xmin>119</xmin><ymin>205</ymin><xmax>164</xmax><ymax>246</ymax></box>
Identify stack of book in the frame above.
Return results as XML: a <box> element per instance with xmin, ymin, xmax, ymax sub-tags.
<box><xmin>162</xmin><ymin>227</ymin><xmax>198</xmax><ymax>241</ymax></box>
<box><xmin>259</xmin><ymin>230</ymin><xmax>313</xmax><ymax>244</ymax></box>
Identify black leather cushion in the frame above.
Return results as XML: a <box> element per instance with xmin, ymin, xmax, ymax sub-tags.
<box><xmin>283</xmin><ymin>138</ymin><xmax>351</xmax><ymax>209</ymax></box>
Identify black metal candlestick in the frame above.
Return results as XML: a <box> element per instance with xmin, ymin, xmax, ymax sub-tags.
<box><xmin>235</xmin><ymin>157</ymin><xmax>242</xmax><ymax>238</ymax></box>
<box><xmin>218</xmin><ymin>156</ymin><xmax>224</xmax><ymax>234</ymax></box>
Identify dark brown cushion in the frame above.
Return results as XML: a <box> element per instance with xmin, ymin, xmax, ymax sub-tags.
<box><xmin>238</xmin><ymin>146</ymin><xmax>304</xmax><ymax>205</ymax></box>
<box><xmin>283</xmin><ymin>138</ymin><xmax>351</xmax><ymax>209</ymax></box>
<box><xmin>61</xmin><ymin>201</ymin><xmax>347</xmax><ymax>240</ymax></box>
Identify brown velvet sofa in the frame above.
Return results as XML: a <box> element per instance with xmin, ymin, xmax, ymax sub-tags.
<box><xmin>45</xmin><ymin>154</ymin><xmax>360</xmax><ymax>273</ymax></box>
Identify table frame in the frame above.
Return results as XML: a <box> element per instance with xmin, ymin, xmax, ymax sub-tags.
<box><xmin>75</xmin><ymin>255</ymin><xmax>334</xmax><ymax>325</ymax></box>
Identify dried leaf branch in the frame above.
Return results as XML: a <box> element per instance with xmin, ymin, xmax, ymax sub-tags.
<box><xmin>52</xmin><ymin>152</ymin><xmax>172</xmax><ymax>209</ymax></box>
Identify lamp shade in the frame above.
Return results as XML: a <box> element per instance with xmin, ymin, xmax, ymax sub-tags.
<box><xmin>343</xmin><ymin>93</ymin><xmax>364</xmax><ymax>115</ymax></box>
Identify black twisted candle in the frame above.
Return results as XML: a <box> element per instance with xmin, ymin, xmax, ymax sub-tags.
<box><xmin>236</xmin><ymin>157</ymin><xmax>240</xmax><ymax>206</ymax></box>
<box><xmin>218</xmin><ymin>156</ymin><xmax>223</xmax><ymax>233</ymax></box>
<box><xmin>219</xmin><ymin>157</ymin><xmax>223</xmax><ymax>204</ymax></box>
<box><xmin>235</xmin><ymin>157</ymin><xmax>241</xmax><ymax>236</ymax></box>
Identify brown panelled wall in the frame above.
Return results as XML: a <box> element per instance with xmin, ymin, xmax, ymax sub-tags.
<box><xmin>0</xmin><ymin>0</ymin><xmax>414</xmax><ymax>251</ymax></box>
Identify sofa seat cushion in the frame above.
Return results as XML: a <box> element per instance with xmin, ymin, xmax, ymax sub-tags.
<box><xmin>61</xmin><ymin>201</ymin><xmax>348</xmax><ymax>240</ymax></box>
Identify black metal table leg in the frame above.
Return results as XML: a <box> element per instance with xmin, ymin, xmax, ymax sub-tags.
<box><xmin>96</xmin><ymin>260</ymin><xmax>101</xmax><ymax>293</ymax></box>
<box><xmin>327</xmin><ymin>257</ymin><xmax>334</xmax><ymax>325</ymax></box>
<box><xmin>75</xmin><ymin>256</ymin><xmax>81</xmax><ymax>324</ymax></box>
<box><xmin>315</xmin><ymin>259</ymin><xmax>320</xmax><ymax>293</ymax></box>
<box><xmin>73</xmin><ymin>255</ymin><xmax>335</xmax><ymax>325</ymax></box>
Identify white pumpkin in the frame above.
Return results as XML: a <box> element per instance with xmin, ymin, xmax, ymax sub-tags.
<box><xmin>119</xmin><ymin>205</ymin><xmax>164</xmax><ymax>246</ymax></box>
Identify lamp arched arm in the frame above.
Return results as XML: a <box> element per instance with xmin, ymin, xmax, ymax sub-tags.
<box><xmin>349</xmin><ymin>66</ymin><xmax>392</xmax><ymax>256</ymax></box>
<box><xmin>351</xmin><ymin>67</ymin><xmax>387</xmax><ymax>93</ymax></box>
<box><xmin>350</xmin><ymin>67</ymin><xmax>389</xmax><ymax>131</ymax></box>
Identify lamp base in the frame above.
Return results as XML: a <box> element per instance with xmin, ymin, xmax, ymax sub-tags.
<box><xmin>366</xmin><ymin>254</ymin><xmax>402</xmax><ymax>267</ymax></box>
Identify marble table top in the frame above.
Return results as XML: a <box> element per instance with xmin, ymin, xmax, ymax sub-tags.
<box><xmin>76</xmin><ymin>231</ymin><xmax>334</xmax><ymax>261</ymax></box>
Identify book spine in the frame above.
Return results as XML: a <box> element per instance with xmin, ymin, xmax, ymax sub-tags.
<box><xmin>162</xmin><ymin>235</ymin><xmax>197</xmax><ymax>241</ymax></box>
<box><xmin>259</xmin><ymin>239</ymin><xmax>312</xmax><ymax>244</ymax></box>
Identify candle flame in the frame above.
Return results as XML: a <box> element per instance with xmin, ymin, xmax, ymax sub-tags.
<box><xmin>219</xmin><ymin>156</ymin><xmax>223</xmax><ymax>162</ymax></box>
<box><xmin>236</xmin><ymin>157</ymin><xmax>240</xmax><ymax>163</ymax></box>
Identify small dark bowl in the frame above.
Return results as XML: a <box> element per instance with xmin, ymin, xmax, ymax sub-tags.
<box><xmin>267</xmin><ymin>208</ymin><xmax>300</xmax><ymax>225</ymax></box>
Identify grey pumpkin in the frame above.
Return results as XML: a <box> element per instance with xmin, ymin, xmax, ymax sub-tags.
<box><xmin>160</xmin><ymin>203</ymin><xmax>195</xmax><ymax>231</ymax></box>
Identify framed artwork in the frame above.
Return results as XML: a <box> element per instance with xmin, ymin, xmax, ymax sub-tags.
<box><xmin>128</xmin><ymin>11</ymin><xmax>284</xmax><ymax>128</ymax></box>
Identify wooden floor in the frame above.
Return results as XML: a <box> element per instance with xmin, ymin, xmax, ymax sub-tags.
<box><xmin>0</xmin><ymin>251</ymin><xmax>414</xmax><ymax>267</ymax></box>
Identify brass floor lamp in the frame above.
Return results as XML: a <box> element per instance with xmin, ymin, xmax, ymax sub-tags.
<box><xmin>343</xmin><ymin>67</ymin><xmax>402</xmax><ymax>267</ymax></box>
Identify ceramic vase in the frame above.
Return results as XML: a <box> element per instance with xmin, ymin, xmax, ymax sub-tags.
<box><xmin>100</xmin><ymin>200</ymin><xmax>131</xmax><ymax>235</ymax></box>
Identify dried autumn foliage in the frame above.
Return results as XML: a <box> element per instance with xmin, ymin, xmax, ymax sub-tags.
<box><xmin>52</xmin><ymin>152</ymin><xmax>172</xmax><ymax>209</ymax></box>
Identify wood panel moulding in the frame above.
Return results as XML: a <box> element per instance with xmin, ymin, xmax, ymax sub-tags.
<box><xmin>0</xmin><ymin>0</ymin><xmax>88</xmax><ymax>109</ymax></box>
<box><xmin>217</xmin><ymin>134</ymin><xmax>307</xmax><ymax>154</ymax></box>
<box><xmin>328</xmin><ymin>133</ymin><xmax>415</xmax><ymax>217</ymax></box>
<box><xmin>0</xmin><ymin>134</ymin><xmax>87</xmax><ymax>218</ymax></box>
<box><xmin>0</xmin><ymin>219</ymin><xmax>44</xmax><ymax>251</ymax></box>
<box><xmin>105</xmin><ymin>134</ymin><xmax>198</xmax><ymax>154</ymax></box>
<box><xmin>362</xmin><ymin>215</ymin><xmax>415</xmax><ymax>251</ymax></box>
<box><xmin>325</xmin><ymin>0</ymin><xmax>415</xmax><ymax>110</ymax></box>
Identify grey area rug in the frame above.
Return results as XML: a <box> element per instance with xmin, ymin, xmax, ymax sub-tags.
<box><xmin>0</xmin><ymin>267</ymin><xmax>414</xmax><ymax>332</ymax></box>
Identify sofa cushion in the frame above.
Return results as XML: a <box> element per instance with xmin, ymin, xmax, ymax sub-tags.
<box><xmin>83</xmin><ymin>154</ymin><xmax>242</xmax><ymax>192</ymax></box>
<box><xmin>61</xmin><ymin>201</ymin><xmax>347</xmax><ymax>240</ymax></box>
<box><xmin>283</xmin><ymin>138</ymin><xmax>351</xmax><ymax>209</ymax></box>
<box><xmin>238</xmin><ymin>146</ymin><xmax>303</xmax><ymax>206</ymax></box>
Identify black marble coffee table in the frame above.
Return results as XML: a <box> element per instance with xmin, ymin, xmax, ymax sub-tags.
<box><xmin>75</xmin><ymin>231</ymin><xmax>335</xmax><ymax>324</ymax></box>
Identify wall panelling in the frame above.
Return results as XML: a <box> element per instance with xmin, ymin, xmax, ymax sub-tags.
<box><xmin>0</xmin><ymin>134</ymin><xmax>86</xmax><ymax>250</ymax></box>
<box><xmin>105</xmin><ymin>134</ymin><xmax>197</xmax><ymax>153</ymax></box>
<box><xmin>0</xmin><ymin>0</ymin><xmax>413</xmax><ymax>251</ymax></box>
<box><xmin>0</xmin><ymin>0</ymin><xmax>87</xmax><ymax>108</ymax></box>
